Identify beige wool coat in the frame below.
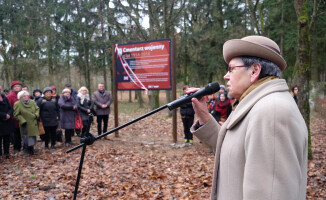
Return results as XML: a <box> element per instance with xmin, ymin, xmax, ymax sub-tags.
<box><xmin>191</xmin><ymin>79</ymin><xmax>307</xmax><ymax>200</ymax></box>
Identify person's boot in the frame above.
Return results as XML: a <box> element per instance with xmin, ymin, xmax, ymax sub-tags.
<box><xmin>29</xmin><ymin>147</ymin><xmax>34</xmax><ymax>155</ymax></box>
<box><xmin>189</xmin><ymin>139</ymin><xmax>193</xmax><ymax>146</ymax></box>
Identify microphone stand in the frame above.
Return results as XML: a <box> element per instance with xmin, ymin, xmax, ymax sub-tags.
<box><xmin>67</xmin><ymin>105</ymin><xmax>168</xmax><ymax>200</ymax></box>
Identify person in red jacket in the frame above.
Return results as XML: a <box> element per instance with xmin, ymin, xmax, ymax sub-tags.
<box><xmin>7</xmin><ymin>81</ymin><xmax>23</xmax><ymax>152</ymax></box>
<box><xmin>214</xmin><ymin>92</ymin><xmax>231</xmax><ymax>125</ymax></box>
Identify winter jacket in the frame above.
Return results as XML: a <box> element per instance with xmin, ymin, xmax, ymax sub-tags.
<box><xmin>214</xmin><ymin>99</ymin><xmax>231</xmax><ymax>121</ymax></box>
<box><xmin>37</xmin><ymin>96</ymin><xmax>59</xmax><ymax>127</ymax></box>
<box><xmin>191</xmin><ymin>79</ymin><xmax>308</xmax><ymax>200</ymax></box>
<box><xmin>92</xmin><ymin>90</ymin><xmax>112</xmax><ymax>116</ymax></box>
<box><xmin>13</xmin><ymin>100</ymin><xmax>40</xmax><ymax>137</ymax></box>
<box><xmin>179</xmin><ymin>94</ymin><xmax>195</xmax><ymax>116</ymax></box>
<box><xmin>58</xmin><ymin>95</ymin><xmax>76</xmax><ymax>129</ymax></box>
<box><xmin>70</xmin><ymin>89</ymin><xmax>78</xmax><ymax>100</ymax></box>
<box><xmin>77</xmin><ymin>97</ymin><xmax>94</xmax><ymax>121</ymax></box>
<box><xmin>34</xmin><ymin>96</ymin><xmax>42</xmax><ymax>105</ymax></box>
<box><xmin>7</xmin><ymin>91</ymin><xmax>20</xmax><ymax>128</ymax></box>
<box><xmin>0</xmin><ymin>94</ymin><xmax>14</xmax><ymax>136</ymax></box>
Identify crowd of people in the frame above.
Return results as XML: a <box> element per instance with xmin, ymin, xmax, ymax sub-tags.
<box><xmin>0</xmin><ymin>81</ymin><xmax>112</xmax><ymax>158</ymax></box>
<box><xmin>179</xmin><ymin>84</ymin><xmax>235</xmax><ymax>146</ymax></box>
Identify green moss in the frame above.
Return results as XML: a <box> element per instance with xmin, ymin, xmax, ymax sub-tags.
<box><xmin>308</xmin><ymin>130</ymin><xmax>313</xmax><ymax>159</ymax></box>
<box><xmin>298</xmin><ymin>15</ymin><xmax>308</xmax><ymax>22</ymax></box>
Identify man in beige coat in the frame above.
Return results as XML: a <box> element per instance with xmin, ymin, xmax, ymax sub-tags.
<box><xmin>190</xmin><ymin>36</ymin><xmax>307</xmax><ymax>200</ymax></box>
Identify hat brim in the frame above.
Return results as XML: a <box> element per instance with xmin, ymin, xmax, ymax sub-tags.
<box><xmin>223</xmin><ymin>39</ymin><xmax>286</xmax><ymax>71</ymax></box>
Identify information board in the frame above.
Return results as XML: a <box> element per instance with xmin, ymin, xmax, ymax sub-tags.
<box><xmin>115</xmin><ymin>39</ymin><xmax>171</xmax><ymax>92</ymax></box>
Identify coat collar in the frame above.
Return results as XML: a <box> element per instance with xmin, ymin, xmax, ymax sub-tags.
<box><xmin>226</xmin><ymin>79</ymin><xmax>289</xmax><ymax>130</ymax></box>
<box><xmin>17</xmin><ymin>100</ymin><xmax>33</xmax><ymax>108</ymax></box>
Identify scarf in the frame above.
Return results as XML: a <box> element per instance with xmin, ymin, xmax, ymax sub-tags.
<box><xmin>232</xmin><ymin>76</ymin><xmax>279</xmax><ymax>110</ymax></box>
<box><xmin>77</xmin><ymin>93</ymin><xmax>90</xmax><ymax>104</ymax></box>
<box><xmin>22</xmin><ymin>99</ymin><xmax>30</xmax><ymax>104</ymax></box>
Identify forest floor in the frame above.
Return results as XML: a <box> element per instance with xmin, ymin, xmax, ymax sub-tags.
<box><xmin>0</xmin><ymin>94</ymin><xmax>325</xmax><ymax>200</ymax></box>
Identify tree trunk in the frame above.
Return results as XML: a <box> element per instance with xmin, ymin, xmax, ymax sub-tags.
<box><xmin>129</xmin><ymin>90</ymin><xmax>132</xmax><ymax>103</ymax></box>
<box><xmin>293</xmin><ymin>0</ymin><xmax>312</xmax><ymax>159</ymax></box>
<box><xmin>136</xmin><ymin>91</ymin><xmax>143</xmax><ymax>108</ymax></box>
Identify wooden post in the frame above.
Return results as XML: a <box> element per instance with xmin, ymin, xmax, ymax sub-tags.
<box><xmin>171</xmin><ymin>38</ymin><xmax>177</xmax><ymax>143</ymax></box>
<box><xmin>112</xmin><ymin>45</ymin><xmax>119</xmax><ymax>137</ymax></box>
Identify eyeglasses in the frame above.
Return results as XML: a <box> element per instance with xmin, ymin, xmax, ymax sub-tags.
<box><xmin>228</xmin><ymin>65</ymin><xmax>250</xmax><ymax>73</ymax></box>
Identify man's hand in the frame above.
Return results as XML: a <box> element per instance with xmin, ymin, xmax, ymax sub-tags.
<box><xmin>101</xmin><ymin>104</ymin><xmax>107</xmax><ymax>109</ymax></box>
<box><xmin>5</xmin><ymin>114</ymin><xmax>10</xmax><ymax>120</ymax></box>
<box><xmin>185</xmin><ymin>88</ymin><xmax>211</xmax><ymax>125</ymax></box>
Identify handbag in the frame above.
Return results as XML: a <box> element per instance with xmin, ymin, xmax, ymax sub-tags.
<box><xmin>56</xmin><ymin>129</ymin><xmax>63</xmax><ymax>142</ymax></box>
<box><xmin>38</xmin><ymin>120</ymin><xmax>45</xmax><ymax>135</ymax></box>
<box><xmin>75</xmin><ymin>110</ymin><xmax>84</xmax><ymax>130</ymax></box>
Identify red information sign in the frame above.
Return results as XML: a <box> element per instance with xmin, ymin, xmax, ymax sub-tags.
<box><xmin>115</xmin><ymin>39</ymin><xmax>171</xmax><ymax>92</ymax></box>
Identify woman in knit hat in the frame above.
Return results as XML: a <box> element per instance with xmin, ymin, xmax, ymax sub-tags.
<box><xmin>58</xmin><ymin>88</ymin><xmax>76</xmax><ymax>146</ymax></box>
<box><xmin>38</xmin><ymin>87</ymin><xmax>60</xmax><ymax>149</ymax></box>
<box><xmin>33</xmin><ymin>89</ymin><xmax>42</xmax><ymax>104</ymax></box>
<box><xmin>7</xmin><ymin>81</ymin><xmax>23</xmax><ymax>152</ymax></box>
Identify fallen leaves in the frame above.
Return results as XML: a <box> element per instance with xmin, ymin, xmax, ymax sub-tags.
<box><xmin>0</xmin><ymin>102</ymin><xmax>325</xmax><ymax>199</ymax></box>
<box><xmin>306</xmin><ymin>112</ymin><xmax>326</xmax><ymax>200</ymax></box>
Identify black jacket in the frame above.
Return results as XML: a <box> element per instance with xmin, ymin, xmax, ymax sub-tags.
<box><xmin>0</xmin><ymin>94</ymin><xmax>14</xmax><ymax>136</ymax></box>
<box><xmin>77</xmin><ymin>97</ymin><xmax>94</xmax><ymax>121</ymax></box>
<box><xmin>37</xmin><ymin>96</ymin><xmax>59</xmax><ymax>127</ymax></box>
<box><xmin>179</xmin><ymin>94</ymin><xmax>195</xmax><ymax>116</ymax></box>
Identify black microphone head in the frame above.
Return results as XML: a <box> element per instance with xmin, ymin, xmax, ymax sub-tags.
<box><xmin>204</xmin><ymin>82</ymin><xmax>220</xmax><ymax>95</ymax></box>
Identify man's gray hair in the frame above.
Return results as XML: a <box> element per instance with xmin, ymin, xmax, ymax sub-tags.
<box><xmin>240</xmin><ymin>56</ymin><xmax>282</xmax><ymax>79</ymax></box>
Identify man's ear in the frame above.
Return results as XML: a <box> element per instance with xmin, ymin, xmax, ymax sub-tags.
<box><xmin>250</xmin><ymin>63</ymin><xmax>261</xmax><ymax>83</ymax></box>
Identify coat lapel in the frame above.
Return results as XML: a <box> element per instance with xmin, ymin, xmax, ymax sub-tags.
<box><xmin>227</xmin><ymin>79</ymin><xmax>289</xmax><ymax>130</ymax></box>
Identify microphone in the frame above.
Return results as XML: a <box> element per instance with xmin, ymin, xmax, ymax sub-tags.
<box><xmin>167</xmin><ymin>82</ymin><xmax>220</xmax><ymax>110</ymax></box>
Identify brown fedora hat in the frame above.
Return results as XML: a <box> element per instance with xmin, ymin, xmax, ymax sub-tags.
<box><xmin>223</xmin><ymin>35</ymin><xmax>287</xmax><ymax>71</ymax></box>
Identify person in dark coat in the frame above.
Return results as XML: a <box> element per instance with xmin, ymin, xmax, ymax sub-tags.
<box><xmin>4</xmin><ymin>88</ymin><xmax>10</xmax><ymax>96</ymax></box>
<box><xmin>38</xmin><ymin>87</ymin><xmax>60</xmax><ymax>149</ymax></box>
<box><xmin>77</xmin><ymin>86</ymin><xmax>94</xmax><ymax>138</ymax></box>
<box><xmin>64</xmin><ymin>83</ymin><xmax>78</xmax><ymax>100</ymax></box>
<box><xmin>58</xmin><ymin>88</ymin><xmax>76</xmax><ymax>147</ymax></box>
<box><xmin>92</xmin><ymin>83</ymin><xmax>112</xmax><ymax>136</ymax></box>
<box><xmin>291</xmin><ymin>85</ymin><xmax>298</xmax><ymax>105</ymax></box>
<box><xmin>33</xmin><ymin>89</ymin><xmax>42</xmax><ymax>103</ymax></box>
<box><xmin>0</xmin><ymin>86</ymin><xmax>13</xmax><ymax>158</ymax></box>
<box><xmin>65</xmin><ymin>83</ymin><xmax>79</xmax><ymax>136</ymax></box>
<box><xmin>7</xmin><ymin>80</ymin><xmax>23</xmax><ymax>152</ymax></box>
<box><xmin>179</xmin><ymin>85</ymin><xmax>195</xmax><ymax>145</ymax></box>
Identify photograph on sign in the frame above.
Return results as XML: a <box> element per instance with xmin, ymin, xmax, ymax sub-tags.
<box><xmin>115</xmin><ymin>39</ymin><xmax>171</xmax><ymax>92</ymax></box>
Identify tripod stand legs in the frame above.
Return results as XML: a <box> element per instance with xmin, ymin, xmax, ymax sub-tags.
<box><xmin>73</xmin><ymin>143</ymin><xmax>87</xmax><ymax>200</ymax></box>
